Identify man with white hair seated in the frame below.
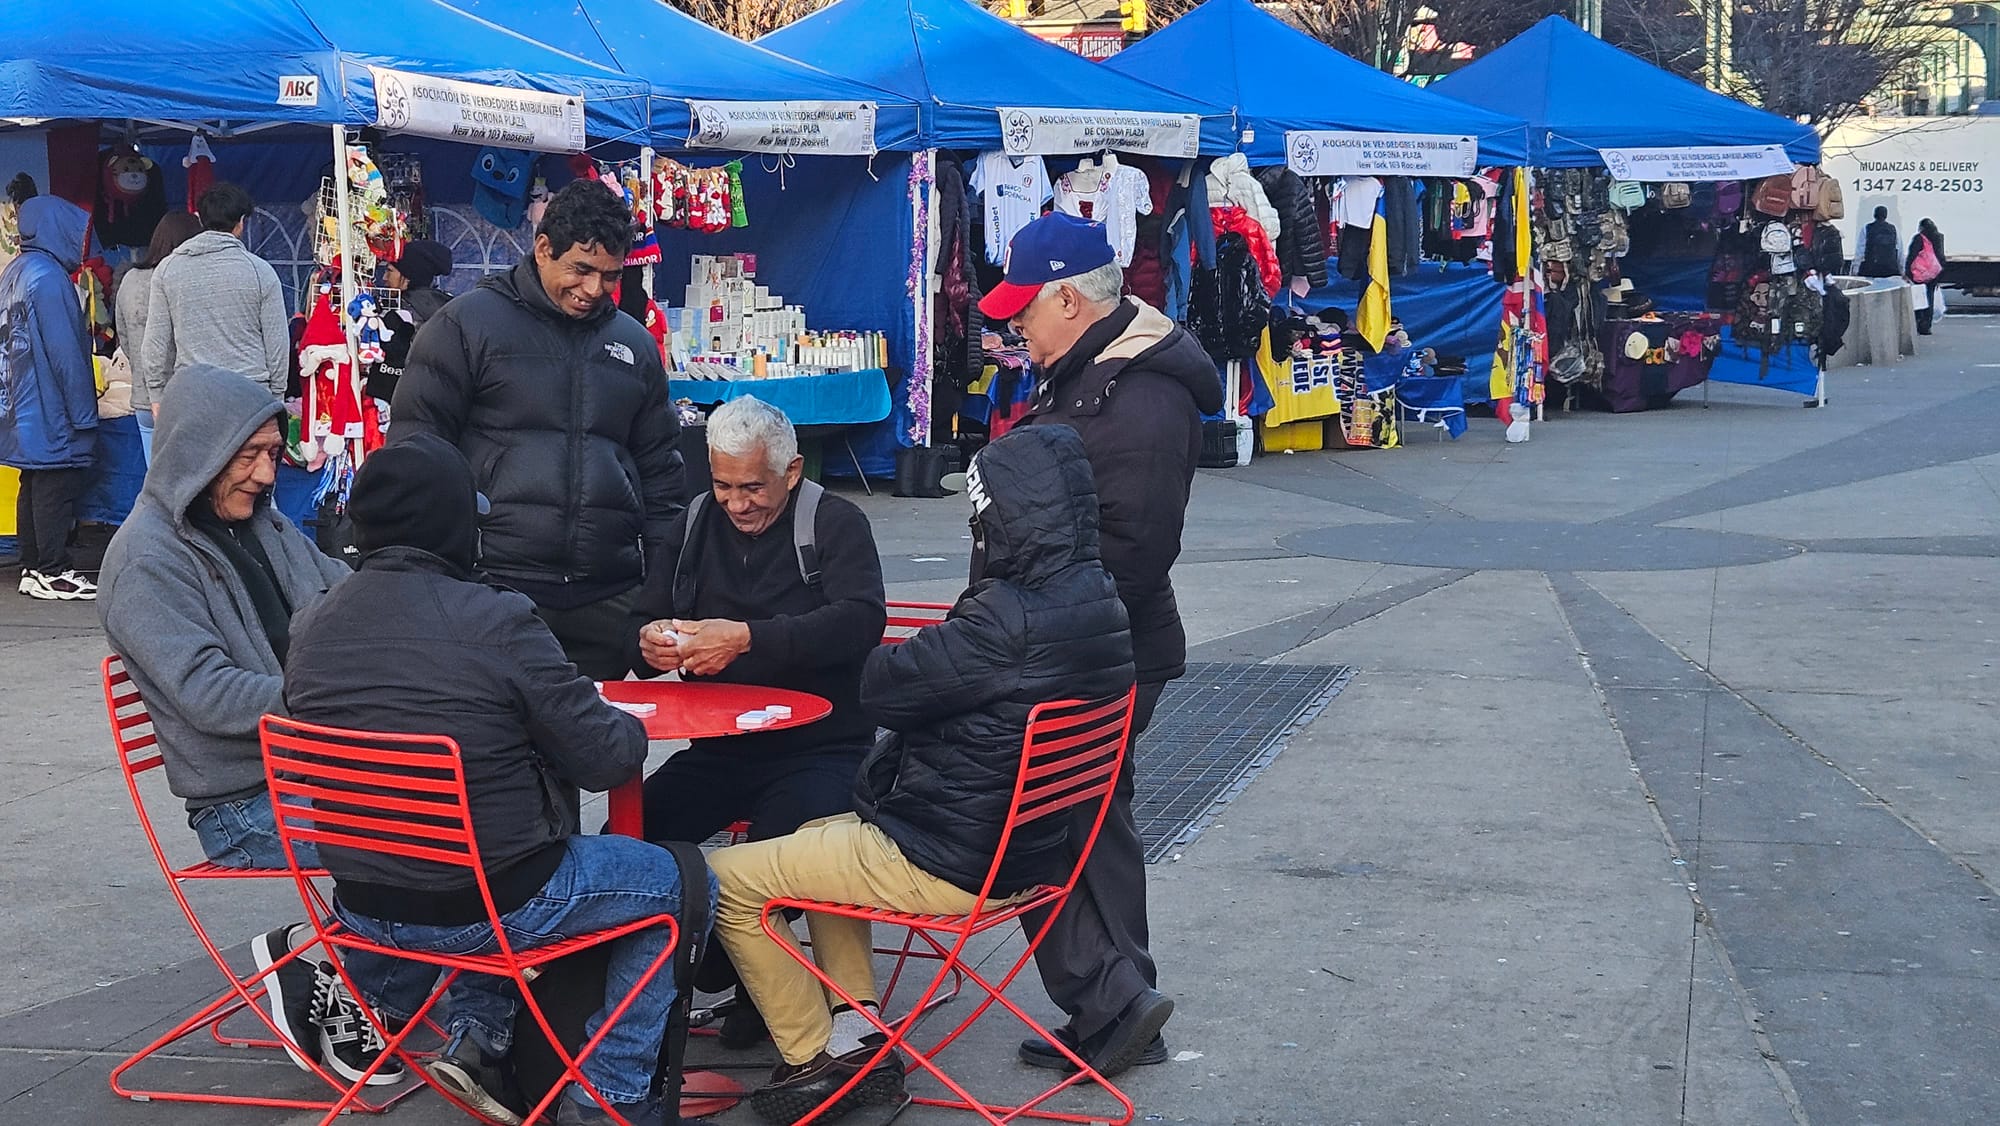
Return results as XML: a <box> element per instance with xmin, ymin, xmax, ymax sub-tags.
<box><xmin>629</xmin><ymin>396</ymin><xmax>886</xmax><ymax>1044</ymax></box>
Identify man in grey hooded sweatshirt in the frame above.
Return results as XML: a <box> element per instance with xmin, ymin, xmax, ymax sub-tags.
<box><xmin>139</xmin><ymin>183</ymin><xmax>289</xmax><ymax>401</ymax></box>
<box><xmin>98</xmin><ymin>361</ymin><xmax>403</xmax><ymax>1088</ymax></box>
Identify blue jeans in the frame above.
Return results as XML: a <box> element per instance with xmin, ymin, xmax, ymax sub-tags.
<box><xmin>190</xmin><ymin>792</ymin><xmax>320</xmax><ymax>869</ymax></box>
<box><xmin>136</xmin><ymin>407</ymin><xmax>155</xmax><ymax>465</ymax></box>
<box><xmin>335</xmin><ymin>835</ymin><xmax>717</xmax><ymax>1106</ymax></box>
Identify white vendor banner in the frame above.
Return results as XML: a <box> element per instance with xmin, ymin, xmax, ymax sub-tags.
<box><xmin>1598</xmin><ymin>145</ymin><xmax>1796</xmax><ymax>182</ymax></box>
<box><xmin>685</xmin><ymin>101</ymin><xmax>879</xmax><ymax>155</ymax></box>
<box><xmin>1285</xmin><ymin>131</ymin><xmax>1479</xmax><ymax>177</ymax></box>
<box><xmin>370</xmin><ymin>67</ymin><xmax>586</xmax><ymax>153</ymax></box>
<box><xmin>997</xmin><ymin>108</ymin><xmax>1201</xmax><ymax>159</ymax></box>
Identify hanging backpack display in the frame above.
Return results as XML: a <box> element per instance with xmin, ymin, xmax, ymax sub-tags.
<box><xmin>1752</xmin><ymin>175</ymin><xmax>1793</xmax><ymax>218</ymax></box>
<box><xmin>1813</xmin><ymin>174</ymin><xmax>1845</xmax><ymax>221</ymax></box>
<box><xmin>1609</xmin><ymin>180</ymin><xmax>1647</xmax><ymax>210</ymax></box>
<box><xmin>1660</xmin><ymin>182</ymin><xmax>1692</xmax><ymax>209</ymax></box>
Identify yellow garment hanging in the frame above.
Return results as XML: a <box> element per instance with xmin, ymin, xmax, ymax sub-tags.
<box><xmin>1256</xmin><ymin>329</ymin><xmax>1338</xmax><ymax>426</ymax></box>
<box><xmin>1357</xmin><ymin>214</ymin><xmax>1391</xmax><ymax>351</ymax></box>
<box><xmin>1512</xmin><ymin>167</ymin><xmax>1531</xmax><ymax>281</ymax></box>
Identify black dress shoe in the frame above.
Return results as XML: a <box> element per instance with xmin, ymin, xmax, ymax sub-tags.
<box><xmin>748</xmin><ymin>1049</ymin><xmax>905</xmax><ymax>1126</ymax></box>
<box><xmin>1017</xmin><ymin>989</ymin><xmax>1174</xmax><ymax>1079</ymax></box>
<box><xmin>1019</xmin><ymin>1030</ymin><xmax>1168</xmax><ymax>1072</ymax></box>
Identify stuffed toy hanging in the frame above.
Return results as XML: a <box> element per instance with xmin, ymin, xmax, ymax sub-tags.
<box><xmin>614</xmin><ymin>163</ymin><xmax>660</xmax><ymax>267</ymax></box>
<box><xmin>346</xmin><ymin>148</ymin><xmax>402</xmax><ymax>261</ymax></box>
<box><xmin>95</xmin><ymin>148</ymin><xmax>166</xmax><ymax>249</ymax></box>
<box><xmin>347</xmin><ymin>292</ymin><xmax>387</xmax><ymax>365</ymax></box>
<box><xmin>183</xmin><ymin>134</ymin><xmax>215</xmax><ymax>213</ymax></box>
<box><xmin>654</xmin><ymin>161</ymin><xmax>682</xmax><ymax>228</ymax></box>
<box><xmin>526</xmin><ymin>175</ymin><xmax>553</xmax><ymax>228</ymax></box>
<box><xmin>470</xmin><ymin>147</ymin><xmax>533</xmax><ymax>229</ymax></box>
<box><xmin>298</xmin><ymin>287</ymin><xmax>380</xmax><ymax>458</ymax></box>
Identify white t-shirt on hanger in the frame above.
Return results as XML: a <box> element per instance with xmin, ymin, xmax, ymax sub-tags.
<box><xmin>971</xmin><ymin>153</ymin><xmax>1054</xmax><ymax>267</ymax></box>
<box><xmin>1053</xmin><ymin>154</ymin><xmax>1153</xmax><ymax>267</ymax></box>
<box><xmin>1330</xmin><ymin>176</ymin><xmax>1384</xmax><ymax>229</ymax></box>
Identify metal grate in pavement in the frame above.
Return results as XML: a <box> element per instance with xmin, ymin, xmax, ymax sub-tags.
<box><xmin>1135</xmin><ymin>662</ymin><xmax>1354</xmax><ymax>863</ymax></box>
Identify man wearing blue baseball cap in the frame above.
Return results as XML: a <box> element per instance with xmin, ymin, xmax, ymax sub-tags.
<box><xmin>978</xmin><ymin>210</ymin><xmax>1223</xmax><ymax>1078</ymax></box>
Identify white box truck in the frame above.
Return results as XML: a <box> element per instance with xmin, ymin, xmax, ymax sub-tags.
<box><xmin>1821</xmin><ymin>116</ymin><xmax>2000</xmax><ymax>288</ymax></box>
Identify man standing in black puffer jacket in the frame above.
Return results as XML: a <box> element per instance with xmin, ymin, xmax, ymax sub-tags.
<box><xmin>706</xmin><ymin>425</ymin><xmax>1135</xmax><ymax>1126</ymax></box>
<box><xmin>979</xmin><ymin>211</ymin><xmax>1219</xmax><ymax>1078</ymax></box>
<box><xmin>391</xmin><ymin>181</ymin><xmax>684</xmax><ymax>679</ymax></box>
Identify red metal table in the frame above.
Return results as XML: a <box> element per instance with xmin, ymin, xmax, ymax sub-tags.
<box><xmin>595</xmin><ymin>679</ymin><xmax>830</xmax><ymax>1117</ymax></box>
<box><xmin>598</xmin><ymin>680</ymin><xmax>832</xmax><ymax>837</ymax></box>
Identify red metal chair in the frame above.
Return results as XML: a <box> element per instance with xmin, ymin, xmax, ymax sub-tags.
<box><xmin>883</xmin><ymin>600</ymin><xmax>952</xmax><ymax>644</ymax></box>
<box><xmin>760</xmin><ymin>688</ymin><xmax>1140</xmax><ymax>1126</ymax></box>
<box><xmin>259</xmin><ymin>714</ymin><xmax>684</xmax><ymax>1125</ymax></box>
<box><xmin>101</xmin><ymin>655</ymin><xmax>420</xmax><ymax>1113</ymax></box>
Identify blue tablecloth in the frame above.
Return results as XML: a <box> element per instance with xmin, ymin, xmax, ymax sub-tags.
<box><xmin>670</xmin><ymin>369</ymin><xmax>893</xmax><ymax>427</ymax></box>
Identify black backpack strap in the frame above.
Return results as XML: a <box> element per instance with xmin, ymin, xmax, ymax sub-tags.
<box><xmin>792</xmin><ymin>479</ymin><xmax>824</xmax><ymax>588</ymax></box>
<box><xmin>671</xmin><ymin>494</ymin><xmax>708</xmax><ymax>620</ymax></box>
<box><xmin>653</xmin><ymin>840</ymin><xmax>712</xmax><ymax>1115</ymax></box>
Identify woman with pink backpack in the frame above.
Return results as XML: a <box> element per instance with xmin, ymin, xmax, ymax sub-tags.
<box><xmin>1906</xmin><ymin>218</ymin><xmax>1946</xmax><ymax>336</ymax></box>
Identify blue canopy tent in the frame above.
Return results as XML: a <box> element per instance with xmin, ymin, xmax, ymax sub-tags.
<box><xmin>1429</xmin><ymin>16</ymin><xmax>1820</xmax><ymax>168</ymax></box>
<box><xmin>437</xmin><ymin>0</ymin><xmax>923</xmax><ymax>153</ymax></box>
<box><xmin>0</xmin><ymin>0</ymin><xmax>652</xmax><ymax>145</ymax></box>
<box><xmin>1103</xmin><ymin>0</ymin><xmax>1528</xmax><ymax>167</ymax></box>
<box><xmin>1435</xmin><ymin>17</ymin><xmax>1825</xmax><ymax>403</ymax></box>
<box><xmin>759</xmin><ymin>0</ymin><xmax>1236</xmax><ymax>155</ymax></box>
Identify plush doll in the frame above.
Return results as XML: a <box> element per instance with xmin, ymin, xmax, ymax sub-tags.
<box><xmin>182</xmin><ymin>134</ymin><xmax>215</xmax><ymax>214</ymax></box>
<box><xmin>96</xmin><ymin>147</ymin><xmax>166</xmax><ymax>248</ymax></box>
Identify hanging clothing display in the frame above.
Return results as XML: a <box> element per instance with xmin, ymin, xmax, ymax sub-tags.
<box><xmin>1329</xmin><ymin>176</ymin><xmax>1383</xmax><ymax>229</ymax></box>
<box><xmin>1210</xmin><ymin>206</ymin><xmax>1279</xmax><ymax>296</ymax></box>
<box><xmin>1252</xmin><ymin>166</ymin><xmax>1327</xmax><ymax>288</ymax></box>
<box><xmin>1204</xmin><ymin>153</ymin><xmax>1280</xmax><ymax>247</ymax></box>
<box><xmin>1054</xmin><ymin>154</ymin><xmax>1153</xmax><ymax>267</ymax></box>
<box><xmin>970</xmin><ymin>152</ymin><xmax>1052</xmax><ymax>266</ymax></box>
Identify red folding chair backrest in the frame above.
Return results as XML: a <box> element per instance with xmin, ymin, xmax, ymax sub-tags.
<box><xmin>882</xmin><ymin>600</ymin><xmax>951</xmax><ymax>645</ymax></box>
<box><xmin>104</xmin><ymin>655</ymin><xmax>164</xmax><ymax>778</ymax></box>
<box><xmin>975</xmin><ymin>689</ymin><xmax>1136</xmax><ymax>908</ymax></box>
<box><xmin>258</xmin><ymin>715</ymin><xmax>493</xmax><ymax>904</ymax></box>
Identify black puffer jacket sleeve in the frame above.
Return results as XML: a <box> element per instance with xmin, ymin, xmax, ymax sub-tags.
<box><xmin>1254</xmin><ymin>166</ymin><xmax>1329</xmax><ymax>288</ymax></box>
<box><xmin>861</xmin><ymin>587</ymin><xmax>1022</xmax><ymax>732</ymax></box>
<box><xmin>853</xmin><ymin>426</ymin><xmax>1136</xmax><ymax>897</ymax></box>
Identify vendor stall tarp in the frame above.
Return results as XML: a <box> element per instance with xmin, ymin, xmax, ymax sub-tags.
<box><xmin>437</xmin><ymin>0</ymin><xmax>922</xmax><ymax>152</ymax></box>
<box><xmin>758</xmin><ymin>0</ymin><xmax>1236</xmax><ymax>155</ymax></box>
<box><xmin>1101</xmin><ymin>0</ymin><xmax>1528</xmax><ymax>168</ymax></box>
<box><xmin>0</xmin><ymin>0</ymin><xmax>651</xmax><ymax>145</ymax></box>
<box><xmin>1429</xmin><ymin>16</ymin><xmax>1820</xmax><ymax>169</ymax></box>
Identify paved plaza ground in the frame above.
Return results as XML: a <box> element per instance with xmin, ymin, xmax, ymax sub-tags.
<box><xmin>4</xmin><ymin>315</ymin><xmax>1998</xmax><ymax>1125</ymax></box>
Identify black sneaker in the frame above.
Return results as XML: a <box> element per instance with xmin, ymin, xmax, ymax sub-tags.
<box><xmin>425</xmin><ymin>1034</ymin><xmax>528</xmax><ymax>1125</ymax></box>
<box><xmin>250</xmin><ymin>925</ymin><xmax>322</xmax><ymax>1073</ymax></box>
<box><xmin>748</xmin><ymin>1048</ymin><xmax>905</xmax><ymax>1126</ymax></box>
<box><xmin>553</xmin><ymin>1090</ymin><xmax>705</xmax><ymax>1125</ymax></box>
<box><xmin>310</xmin><ymin>962</ymin><xmax>407</xmax><ymax>1086</ymax></box>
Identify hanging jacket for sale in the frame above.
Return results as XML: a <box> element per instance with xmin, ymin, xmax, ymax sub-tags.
<box><xmin>1382</xmin><ymin>178</ymin><xmax>1421</xmax><ymax>277</ymax></box>
<box><xmin>1210</xmin><ymin>205</ymin><xmax>1280</xmax><ymax>296</ymax></box>
<box><xmin>1252</xmin><ymin>166</ymin><xmax>1328</xmax><ymax>288</ymax></box>
<box><xmin>1194</xmin><ymin>232</ymin><xmax>1269</xmax><ymax>364</ymax></box>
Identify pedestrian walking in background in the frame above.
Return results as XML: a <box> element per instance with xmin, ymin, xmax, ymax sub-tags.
<box><xmin>140</xmin><ymin>182</ymin><xmax>290</xmax><ymax>402</ymax></box>
<box><xmin>115</xmin><ymin>211</ymin><xmax>203</xmax><ymax>463</ymax></box>
<box><xmin>1</xmin><ymin>196</ymin><xmax>100</xmax><ymax>601</ymax></box>
<box><xmin>1859</xmin><ymin>206</ymin><xmax>1901</xmax><ymax>278</ymax></box>
<box><xmin>1907</xmin><ymin>217</ymin><xmax>1946</xmax><ymax>336</ymax></box>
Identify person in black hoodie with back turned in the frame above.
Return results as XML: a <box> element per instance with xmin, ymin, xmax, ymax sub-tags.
<box><xmin>706</xmin><ymin>425</ymin><xmax>1134</xmax><ymax>1126</ymax></box>
<box><xmin>391</xmin><ymin>182</ymin><xmax>684</xmax><ymax>680</ymax></box>
<box><xmin>978</xmin><ymin>211</ymin><xmax>1220</xmax><ymax>1078</ymax></box>
<box><xmin>285</xmin><ymin>433</ymin><xmax>713</xmax><ymax>1126</ymax></box>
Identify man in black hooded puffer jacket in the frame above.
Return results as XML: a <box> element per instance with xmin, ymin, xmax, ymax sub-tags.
<box><xmin>706</xmin><ymin>425</ymin><xmax>1134</xmax><ymax>1126</ymax></box>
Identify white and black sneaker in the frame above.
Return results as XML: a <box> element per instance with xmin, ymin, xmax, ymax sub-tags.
<box><xmin>250</xmin><ymin>924</ymin><xmax>323</xmax><ymax>1073</ymax></box>
<box><xmin>310</xmin><ymin>962</ymin><xmax>407</xmax><ymax>1086</ymax></box>
<box><xmin>25</xmin><ymin>569</ymin><xmax>94</xmax><ymax>601</ymax></box>
<box><xmin>424</xmin><ymin>1033</ymin><xmax>527</xmax><ymax>1124</ymax></box>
